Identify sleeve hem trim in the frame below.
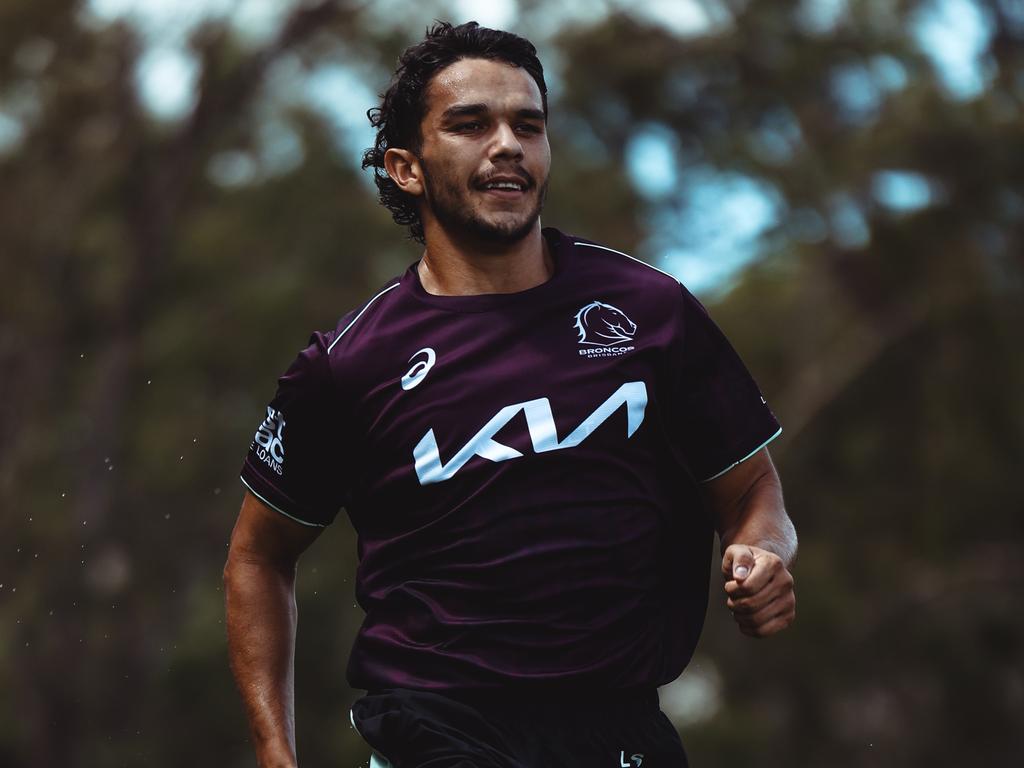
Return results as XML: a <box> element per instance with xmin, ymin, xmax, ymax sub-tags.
<box><xmin>239</xmin><ymin>475</ymin><xmax>326</xmax><ymax>528</ymax></box>
<box><xmin>700</xmin><ymin>426</ymin><xmax>783</xmax><ymax>483</ymax></box>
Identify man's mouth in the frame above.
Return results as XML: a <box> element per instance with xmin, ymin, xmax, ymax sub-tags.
<box><xmin>477</xmin><ymin>174</ymin><xmax>532</xmax><ymax>196</ymax></box>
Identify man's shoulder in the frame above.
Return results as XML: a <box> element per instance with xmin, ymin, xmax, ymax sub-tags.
<box><xmin>319</xmin><ymin>276</ymin><xmax>406</xmax><ymax>361</ymax></box>
<box><xmin>559</xmin><ymin>230</ymin><xmax>683</xmax><ymax>297</ymax></box>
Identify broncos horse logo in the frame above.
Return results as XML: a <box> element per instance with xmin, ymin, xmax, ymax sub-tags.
<box><xmin>574</xmin><ymin>301</ymin><xmax>637</xmax><ymax>347</ymax></box>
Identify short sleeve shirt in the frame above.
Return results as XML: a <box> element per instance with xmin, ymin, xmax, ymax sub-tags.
<box><xmin>240</xmin><ymin>227</ymin><xmax>781</xmax><ymax>693</ymax></box>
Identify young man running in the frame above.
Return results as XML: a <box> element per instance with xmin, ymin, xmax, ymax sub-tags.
<box><xmin>225</xmin><ymin>21</ymin><xmax>797</xmax><ymax>768</ymax></box>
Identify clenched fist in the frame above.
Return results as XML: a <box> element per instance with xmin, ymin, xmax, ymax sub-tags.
<box><xmin>721</xmin><ymin>544</ymin><xmax>795</xmax><ymax>638</ymax></box>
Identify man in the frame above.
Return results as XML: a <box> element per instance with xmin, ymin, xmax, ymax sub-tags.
<box><xmin>224</xmin><ymin>21</ymin><xmax>796</xmax><ymax>768</ymax></box>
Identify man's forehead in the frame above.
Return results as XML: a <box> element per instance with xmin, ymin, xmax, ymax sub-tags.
<box><xmin>424</xmin><ymin>58</ymin><xmax>543</xmax><ymax>117</ymax></box>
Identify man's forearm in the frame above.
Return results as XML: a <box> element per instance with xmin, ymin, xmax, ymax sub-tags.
<box><xmin>224</xmin><ymin>558</ymin><xmax>300</xmax><ymax>768</ymax></box>
<box><xmin>709</xmin><ymin>453</ymin><xmax>798</xmax><ymax>637</ymax></box>
<box><xmin>718</xmin><ymin>472</ymin><xmax>797</xmax><ymax>567</ymax></box>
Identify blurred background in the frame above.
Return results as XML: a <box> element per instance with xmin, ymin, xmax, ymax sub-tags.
<box><xmin>2</xmin><ymin>0</ymin><xmax>1022</xmax><ymax>765</ymax></box>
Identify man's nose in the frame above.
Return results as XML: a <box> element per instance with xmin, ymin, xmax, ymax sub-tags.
<box><xmin>489</xmin><ymin>122</ymin><xmax>524</xmax><ymax>160</ymax></box>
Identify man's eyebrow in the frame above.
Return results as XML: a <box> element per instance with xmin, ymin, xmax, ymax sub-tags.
<box><xmin>440</xmin><ymin>103</ymin><xmax>488</xmax><ymax>120</ymax></box>
<box><xmin>440</xmin><ymin>104</ymin><xmax>547</xmax><ymax>122</ymax></box>
<box><xmin>514</xmin><ymin>108</ymin><xmax>547</xmax><ymax>122</ymax></box>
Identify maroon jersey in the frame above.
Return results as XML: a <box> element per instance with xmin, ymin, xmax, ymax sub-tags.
<box><xmin>240</xmin><ymin>227</ymin><xmax>781</xmax><ymax>693</ymax></box>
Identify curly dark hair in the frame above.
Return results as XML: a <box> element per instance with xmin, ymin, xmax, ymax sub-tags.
<box><xmin>361</xmin><ymin>21</ymin><xmax>548</xmax><ymax>243</ymax></box>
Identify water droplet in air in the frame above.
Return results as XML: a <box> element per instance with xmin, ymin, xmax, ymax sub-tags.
<box><xmin>147</xmin><ymin>380</ymin><xmax>152</xmax><ymax>385</ymax></box>
<box><xmin>164</xmin><ymin>513</ymin><xmax>171</xmax><ymax>520</ymax></box>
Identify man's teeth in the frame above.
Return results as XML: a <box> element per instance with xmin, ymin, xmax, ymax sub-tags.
<box><xmin>485</xmin><ymin>182</ymin><xmax>524</xmax><ymax>190</ymax></box>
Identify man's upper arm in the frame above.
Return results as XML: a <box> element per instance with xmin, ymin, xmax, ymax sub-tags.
<box><xmin>702</xmin><ymin>447</ymin><xmax>780</xmax><ymax>539</ymax></box>
<box><xmin>227</xmin><ymin>491</ymin><xmax>325</xmax><ymax>571</ymax></box>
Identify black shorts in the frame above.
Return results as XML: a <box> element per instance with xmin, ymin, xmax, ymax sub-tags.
<box><xmin>349</xmin><ymin>687</ymin><xmax>689</xmax><ymax>768</ymax></box>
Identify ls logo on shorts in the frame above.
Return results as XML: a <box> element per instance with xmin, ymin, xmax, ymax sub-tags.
<box><xmin>619</xmin><ymin>751</ymin><xmax>644</xmax><ymax>767</ymax></box>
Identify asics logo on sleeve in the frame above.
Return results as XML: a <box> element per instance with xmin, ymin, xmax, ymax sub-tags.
<box><xmin>413</xmin><ymin>381</ymin><xmax>647</xmax><ymax>485</ymax></box>
<box><xmin>401</xmin><ymin>348</ymin><xmax>437</xmax><ymax>391</ymax></box>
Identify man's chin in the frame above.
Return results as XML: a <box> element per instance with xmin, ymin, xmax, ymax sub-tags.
<box><xmin>468</xmin><ymin>196</ymin><xmax>548</xmax><ymax>241</ymax></box>
<box><xmin>469</xmin><ymin>214</ymin><xmax>539</xmax><ymax>244</ymax></box>
<box><xmin>426</xmin><ymin>185</ymin><xmax>546</xmax><ymax>245</ymax></box>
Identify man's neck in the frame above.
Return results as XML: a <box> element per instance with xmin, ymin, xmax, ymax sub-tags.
<box><xmin>417</xmin><ymin>223</ymin><xmax>553</xmax><ymax>296</ymax></box>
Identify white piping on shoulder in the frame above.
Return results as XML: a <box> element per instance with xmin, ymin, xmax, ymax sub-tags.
<box><xmin>701</xmin><ymin>427</ymin><xmax>783</xmax><ymax>482</ymax></box>
<box><xmin>327</xmin><ymin>283</ymin><xmax>401</xmax><ymax>354</ymax></box>
<box><xmin>573</xmin><ymin>241</ymin><xmax>681</xmax><ymax>283</ymax></box>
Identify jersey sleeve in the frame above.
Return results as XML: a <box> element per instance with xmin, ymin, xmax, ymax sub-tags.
<box><xmin>669</xmin><ymin>284</ymin><xmax>782</xmax><ymax>482</ymax></box>
<box><xmin>239</xmin><ymin>332</ymin><xmax>349</xmax><ymax>527</ymax></box>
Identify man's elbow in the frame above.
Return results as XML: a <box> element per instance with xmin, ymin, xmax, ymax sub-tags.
<box><xmin>782</xmin><ymin>513</ymin><xmax>798</xmax><ymax>564</ymax></box>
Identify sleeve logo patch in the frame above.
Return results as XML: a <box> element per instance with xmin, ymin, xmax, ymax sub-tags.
<box><xmin>252</xmin><ymin>406</ymin><xmax>286</xmax><ymax>475</ymax></box>
<box><xmin>574</xmin><ymin>301</ymin><xmax>637</xmax><ymax>358</ymax></box>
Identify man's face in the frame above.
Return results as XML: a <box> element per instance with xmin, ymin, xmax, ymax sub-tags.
<box><xmin>416</xmin><ymin>57</ymin><xmax>550</xmax><ymax>244</ymax></box>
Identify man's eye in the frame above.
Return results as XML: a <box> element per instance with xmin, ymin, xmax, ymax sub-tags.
<box><xmin>455</xmin><ymin>122</ymin><xmax>483</xmax><ymax>131</ymax></box>
<box><xmin>516</xmin><ymin>124</ymin><xmax>543</xmax><ymax>133</ymax></box>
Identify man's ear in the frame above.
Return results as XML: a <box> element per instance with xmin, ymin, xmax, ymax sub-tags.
<box><xmin>384</xmin><ymin>148</ymin><xmax>424</xmax><ymax>197</ymax></box>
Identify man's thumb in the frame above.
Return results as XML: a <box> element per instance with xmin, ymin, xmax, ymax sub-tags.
<box><xmin>724</xmin><ymin>546</ymin><xmax>755</xmax><ymax>580</ymax></box>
